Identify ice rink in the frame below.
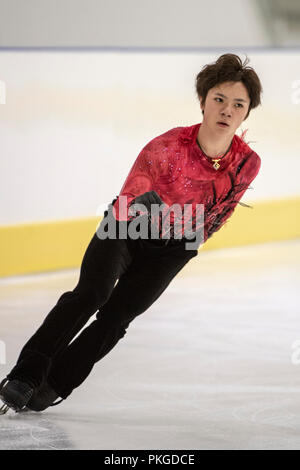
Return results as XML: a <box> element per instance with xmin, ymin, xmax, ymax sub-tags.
<box><xmin>0</xmin><ymin>239</ymin><xmax>299</xmax><ymax>450</ymax></box>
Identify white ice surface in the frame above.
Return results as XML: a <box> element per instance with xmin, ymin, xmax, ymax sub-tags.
<box><xmin>0</xmin><ymin>239</ymin><xmax>299</xmax><ymax>450</ymax></box>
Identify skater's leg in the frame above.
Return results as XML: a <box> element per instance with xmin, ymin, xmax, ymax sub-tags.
<box><xmin>6</xmin><ymin>230</ymin><xmax>133</xmax><ymax>389</ymax></box>
<box><xmin>46</xmin><ymin>245</ymin><xmax>198</xmax><ymax>399</ymax></box>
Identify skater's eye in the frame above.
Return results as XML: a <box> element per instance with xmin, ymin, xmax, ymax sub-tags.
<box><xmin>214</xmin><ymin>97</ymin><xmax>243</xmax><ymax>108</ymax></box>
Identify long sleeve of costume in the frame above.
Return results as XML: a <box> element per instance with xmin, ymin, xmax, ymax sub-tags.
<box><xmin>112</xmin><ymin>142</ymin><xmax>159</xmax><ymax>221</ymax></box>
<box><xmin>204</xmin><ymin>152</ymin><xmax>261</xmax><ymax>241</ymax></box>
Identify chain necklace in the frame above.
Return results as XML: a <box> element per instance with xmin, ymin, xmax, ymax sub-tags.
<box><xmin>197</xmin><ymin>138</ymin><xmax>233</xmax><ymax>170</ymax></box>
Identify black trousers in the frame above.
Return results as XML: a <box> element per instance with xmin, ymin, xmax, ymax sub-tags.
<box><xmin>7</xmin><ymin>207</ymin><xmax>199</xmax><ymax>399</ymax></box>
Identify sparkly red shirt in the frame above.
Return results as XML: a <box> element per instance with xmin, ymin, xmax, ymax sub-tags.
<box><xmin>112</xmin><ymin>122</ymin><xmax>261</xmax><ymax>244</ymax></box>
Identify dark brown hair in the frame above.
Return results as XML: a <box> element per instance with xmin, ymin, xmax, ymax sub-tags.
<box><xmin>195</xmin><ymin>53</ymin><xmax>263</xmax><ymax>120</ymax></box>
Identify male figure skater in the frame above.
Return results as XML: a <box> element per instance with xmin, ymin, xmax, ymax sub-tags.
<box><xmin>0</xmin><ymin>53</ymin><xmax>262</xmax><ymax>414</ymax></box>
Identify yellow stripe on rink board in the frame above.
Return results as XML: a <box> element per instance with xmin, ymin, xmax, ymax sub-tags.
<box><xmin>0</xmin><ymin>197</ymin><xmax>299</xmax><ymax>278</ymax></box>
<box><xmin>204</xmin><ymin>196</ymin><xmax>300</xmax><ymax>251</ymax></box>
<box><xmin>0</xmin><ymin>217</ymin><xmax>101</xmax><ymax>278</ymax></box>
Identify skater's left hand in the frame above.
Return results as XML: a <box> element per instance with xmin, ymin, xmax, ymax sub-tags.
<box><xmin>128</xmin><ymin>190</ymin><xmax>165</xmax><ymax>217</ymax></box>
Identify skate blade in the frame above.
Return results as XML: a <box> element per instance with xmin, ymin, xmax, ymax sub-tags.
<box><xmin>17</xmin><ymin>407</ymin><xmax>31</xmax><ymax>413</ymax></box>
<box><xmin>0</xmin><ymin>398</ymin><xmax>26</xmax><ymax>414</ymax></box>
<box><xmin>0</xmin><ymin>403</ymin><xmax>10</xmax><ymax>414</ymax></box>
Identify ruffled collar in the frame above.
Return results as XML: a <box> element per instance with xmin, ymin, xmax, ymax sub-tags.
<box><xmin>178</xmin><ymin>123</ymin><xmax>200</xmax><ymax>145</ymax></box>
<box><xmin>178</xmin><ymin>122</ymin><xmax>249</xmax><ymax>172</ymax></box>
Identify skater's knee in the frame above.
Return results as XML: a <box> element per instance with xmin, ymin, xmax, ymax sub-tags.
<box><xmin>95</xmin><ymin>311</ymin><xmax>129</xmax><ymax>338</ymax></box>
<box><xmin>96</xmin><ymin>302</ymin><xmax>140</xmax><ymax>330</ymax></box>
<box><xmin>56</xmin><ymin>285</ymin><xmax>112</xmax><ymax>311</ymax></box>
<box><xmin>83</xmin><ymin>287</ymin><xmax>113</xmax><ymax>310</ymax></box>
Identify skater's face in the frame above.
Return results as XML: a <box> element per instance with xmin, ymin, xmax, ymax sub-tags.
<box><xmin>200</xmin><ymin>81</ymin><xmax>250</xmax><ymax>134</ymax></box>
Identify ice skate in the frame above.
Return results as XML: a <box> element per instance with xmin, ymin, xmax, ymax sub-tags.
<box><xmin>0</xmin><ymin>378</ymin><xmax>35</xmax><ymax>414</ymax></box>
<box><xmin>26</xmin><ymin>380</ymin><xmax>63</xmax><ymax>412</ymax></box>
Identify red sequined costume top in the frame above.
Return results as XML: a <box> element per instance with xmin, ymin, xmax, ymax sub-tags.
<box><xmin>112</xmin><ymin>122</ymin><xmax>261</xmax><ymax>244</ymax></box>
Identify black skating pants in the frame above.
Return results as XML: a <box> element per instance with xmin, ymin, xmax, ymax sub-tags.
<box><xmin>7</xmin><ymin>211</ymin><xmax>199</xmax><ymax>399</ymax></box>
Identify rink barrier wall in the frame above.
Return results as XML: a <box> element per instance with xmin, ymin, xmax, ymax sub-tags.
<box><xmin>0</xmin><ymin>196</ymin><xmax>299</xmax><ymax>277</ymax></box>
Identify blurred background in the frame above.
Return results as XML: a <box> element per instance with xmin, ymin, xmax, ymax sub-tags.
<box><xmin>0</xmin><ymin>0</ymin><xmax>299</xmax><ymax>276</ymax></box>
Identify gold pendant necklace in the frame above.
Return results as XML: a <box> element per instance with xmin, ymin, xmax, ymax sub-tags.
<box><xmin>197</xmin><ymin>139</ymin><xmax>232</xmax><ymax>170</ymax></box>
<box><xmin>212</xmin><ymin>159</ymin><xmax>221</xmax><ymax>170</ymax></box>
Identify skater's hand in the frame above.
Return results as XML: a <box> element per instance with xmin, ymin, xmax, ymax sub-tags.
<box><xmin>128</xmin><ymin>190</ymin><xmax>165</xmax><ymax>217</ymax></box>
<box><xmin>128</xmin><ymin>190</ymin><xmax>172</xmax><ymax>239</ymax></box>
